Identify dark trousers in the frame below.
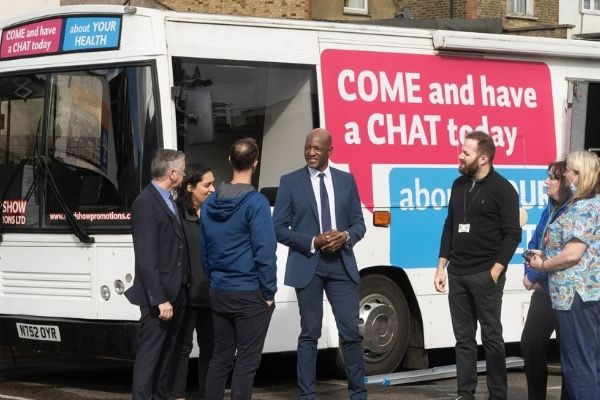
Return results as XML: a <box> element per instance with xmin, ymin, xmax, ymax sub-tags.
<box><xmin>556</xmin><ymin>294</ymin><xmax>600</xmax><ymax>400</ymax></box>
<box><xmin>448</xmin><ymin>270</ymin><xmax>506</xmax><ymax>400</ymax></box>
<box><xmin>131</xmin><ymin>290</ymin><xmax>186</xmax><ymax>400</ymax></box>
<box><xmin>295</xmin><ymin>255</ymin><xmax>367</xmax><ymax>400</ymax></box>
<box><xmin>169</xmin><ymin>306</ymin><xmax>214</xmax><ymax>399</ymax></box>
<box><xmin>205</xmin><ymin>290</ymin><xmax>274</xmax><ymax>400</ymax></box>
<box><xmin>521</xmin><ymin>288</ymin><xmax>569</xmax><ymax>400</ymax></box>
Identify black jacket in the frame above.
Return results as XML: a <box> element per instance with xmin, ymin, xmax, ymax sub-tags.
<box><xmin>125</xmin><ymin>184</ymin><xmax>190</xmax><ymax>306</ymax></box>
<box><xmin>179</xmin><ymin>204</ymin><xmax>210</xmax><ymax>307</ymax></box>
<box><xmin>439</xmin><ymin>169</ymin><xmax>522</xmax><ymax>275</ymax></box>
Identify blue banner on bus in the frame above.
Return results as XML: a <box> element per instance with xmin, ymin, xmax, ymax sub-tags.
<box><xmin>62</xmin><ymin>17</ymin><xmax>121</xmax><ymax>51</ymax></box>
<box><xmin>389</xmin><ymin>167</ymin><xmax>548</xmax><ymax>269</ymax></box>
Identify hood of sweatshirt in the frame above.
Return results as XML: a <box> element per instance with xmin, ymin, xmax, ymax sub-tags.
<box><xmin>204</xmin><ymin>182</ymin><xmax>255</xmax><ymax>221</ymax></box>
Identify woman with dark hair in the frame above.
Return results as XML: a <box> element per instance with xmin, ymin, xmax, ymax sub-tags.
<box><xmin>169</xmin><ymin>163</ymin><xmax>215</xmax><ymax>400</ymax></box>
<box><xmin>521</xmin><ymin>161</ymin><xmax>570</xmax><ymax>400</ymax></box>
<box><xmin>529</xmin><ymin>151</ymin><xmax>600</xmax><ymax>400</ymax></box>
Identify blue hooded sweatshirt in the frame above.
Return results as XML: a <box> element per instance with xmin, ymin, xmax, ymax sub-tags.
<box><xmin>200</xmin><ymin>183</ymin><xmax>277</xmax><ymax>301</ymax></box>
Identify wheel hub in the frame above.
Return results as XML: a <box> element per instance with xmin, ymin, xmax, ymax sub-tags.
<box><xmin>359</xmin><ymin>296</ymin><xmax>398</xmax><ymax>360</ymax></box>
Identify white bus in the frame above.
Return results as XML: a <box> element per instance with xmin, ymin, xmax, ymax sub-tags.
<box><xmin>1</xmin><ymin>5</ymin><xmax>599</xmax><ymax>376</ymax></box>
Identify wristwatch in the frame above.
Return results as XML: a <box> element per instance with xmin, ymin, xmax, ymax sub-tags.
<box><xmin>344</xmin><ymin>231</ymin><xmax>351</xmax><ymax>249</ymax></box>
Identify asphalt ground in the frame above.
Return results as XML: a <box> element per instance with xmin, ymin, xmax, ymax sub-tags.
<box><xmin>0</xmin><ymin>346</ymin><xmax>566</xmax><ymax>399</ymax></box>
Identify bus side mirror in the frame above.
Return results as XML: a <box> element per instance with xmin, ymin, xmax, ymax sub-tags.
<box><xmin>260</xmin><ymin>187</ymin><xmax>278</xmax><ymax>207</ymax></box>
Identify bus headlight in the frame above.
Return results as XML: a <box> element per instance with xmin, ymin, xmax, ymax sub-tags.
<box><xmin>100</xmin><ymin>285</ymin><xmax>111</xmax><ymax>301</ymax></box>
<box><xmin>114</xmin><ymin>280</ymin><xmax>125</xmax><ymax>295</ymax></box>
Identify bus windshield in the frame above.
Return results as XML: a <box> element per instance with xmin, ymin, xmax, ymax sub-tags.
<box><xmin>0</xmin><ymin>64</ymin><xmax>161</xmax><ymax>232</ymax></box>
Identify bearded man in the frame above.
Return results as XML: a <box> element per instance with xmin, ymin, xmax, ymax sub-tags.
<box><xmin>433</xmin><ymin>131</ymin><xmax>522</xmax><ymax>400</ymax></box>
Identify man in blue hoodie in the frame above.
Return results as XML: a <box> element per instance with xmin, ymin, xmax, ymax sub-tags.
<box><xmin>200</xmin><ymin>137</ymin><xmax>277</xmax><ymax>400</ymax></box>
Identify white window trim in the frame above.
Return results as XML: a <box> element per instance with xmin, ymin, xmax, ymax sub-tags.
<box><xmin>344</xmin><ymin>0</ymin><xmax>368</xmax><ymax>16</ymax></box>
<box><xmin>506</xmin><ymin>0</ymin><xmax>534</xmax><ymax>17</ymax></box>
<box><xmin>581</xmin><ymin>0</ymin><xmax>600</xmax><ymax>14</ymax></box>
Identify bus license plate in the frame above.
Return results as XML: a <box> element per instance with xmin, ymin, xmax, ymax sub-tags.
<box><xmin>16</xmin><ymin>323</ymin><xmax>61</xmax><ymax>342</ymax></box>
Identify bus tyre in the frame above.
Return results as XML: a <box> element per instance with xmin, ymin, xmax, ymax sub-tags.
<box><xmin>356</xmin><ymin>274</ymin><xmax>410</xmax><ymax>376</ymax></box>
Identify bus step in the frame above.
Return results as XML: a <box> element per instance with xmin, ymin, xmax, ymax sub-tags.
<box><xmin>365</xmin><ymin>356</ymin><xmax>524</xmax><ymax>386</ymax></box>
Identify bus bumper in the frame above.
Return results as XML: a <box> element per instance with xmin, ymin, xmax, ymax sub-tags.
<box><xmin>0</xmin><ymin>315</ymin><xmax>139</xmax><ymax>359</ymax></box>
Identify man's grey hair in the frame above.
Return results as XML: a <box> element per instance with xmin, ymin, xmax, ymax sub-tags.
<box><xmin>151</xmin><ymin>149</ymin><xmax>185</xmax><ymax>179</ymax></box>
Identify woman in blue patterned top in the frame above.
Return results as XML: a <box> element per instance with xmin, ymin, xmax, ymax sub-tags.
<box><xmin>521</xmin><ymin>161</ymin><xmax>570</xmax><ymax>400</ymax></box>
<box><xmin>528</xmin><ymin>151</ymin><xmax>600</xmax><ymax>400</ymax></box>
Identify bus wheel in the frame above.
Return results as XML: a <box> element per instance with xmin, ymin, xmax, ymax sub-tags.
<box><xmin>358</xmin><ymin>274</ymin><xmax>410</xmax><ymax>376</ymax></box>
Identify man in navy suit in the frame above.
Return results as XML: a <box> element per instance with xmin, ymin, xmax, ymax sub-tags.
<box><xmin>272</xmin><ymin>128</ymin><xmax>367</xmax><ymax>400</ymax></box>
<box><xmin>125</xmin><ymin>149</ymin><xmax>190</xmax><ymax>400</ymax></box>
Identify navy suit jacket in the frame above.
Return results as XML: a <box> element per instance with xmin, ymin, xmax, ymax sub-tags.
<box><xmin>125</xmin><ymin>184</ymin><xmax>189</xmax><ymax>307</ymax></box>
<box><xmin>272</xmin><ymin>166</ymin><xmax>365</xmax><ymax>289</ymax></box>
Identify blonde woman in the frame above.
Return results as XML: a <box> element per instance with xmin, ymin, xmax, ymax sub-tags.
<box><xmin>528</xmin><ymin>151</ymin><xmax>600</xmax><ymax>400</ymax></box>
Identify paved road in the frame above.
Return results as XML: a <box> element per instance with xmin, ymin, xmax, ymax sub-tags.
<box><xmin>0</xmin><ymin>348</ymin><xmax>566</xmax><ymax>399</ymax></box>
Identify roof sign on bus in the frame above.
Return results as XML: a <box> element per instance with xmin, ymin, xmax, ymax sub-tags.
<box><xmin>62</xmin><ymin>17</ymin><xmax>121</xmax><ymax>51</ymax></box>
<box><xmin>0</xmin><ymin>18</ymin><xmax>63</xmax><ymax>58</ymax></box>
<box><xmin>0</xmin><ymin>15</ymin><xmax>121</xmax><ymax>60</ymax></box>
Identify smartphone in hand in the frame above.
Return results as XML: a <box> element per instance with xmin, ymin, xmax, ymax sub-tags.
<box><xmin>522</xmin><ymin>250</ymin><xmax>534</xmax><ymax>261</ymax></box>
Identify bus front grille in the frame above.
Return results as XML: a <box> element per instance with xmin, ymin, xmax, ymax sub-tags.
<box><xmin>0</xmin><ymin>271</ymin><xmax>92</xmax><ymax>300</ymax></box>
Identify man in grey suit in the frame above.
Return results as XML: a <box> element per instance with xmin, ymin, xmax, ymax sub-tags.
<box><xmin>272</xmin><ymin>128</ymin><xmax>367</xmax><ymax>400</ymax></box>
<box><xmin>125</xmin><ymin>149</ymin><xmax>189</xmax><ymax>400</ymax></box>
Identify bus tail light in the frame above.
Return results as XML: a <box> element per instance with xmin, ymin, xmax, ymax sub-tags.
<box><xmin>373</xmin><ymin>211</ymin><xmax>390</xmax><ymax>227</ymax></box>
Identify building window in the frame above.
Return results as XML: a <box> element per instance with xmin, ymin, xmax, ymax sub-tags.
<box><xmin>507</xmin><ymin>0</ymin><xmax>534</xmax><ymax>16</ymax></box>
<box><xmin>583</xmin><ymin>0</ymin><xmax>600</xmax><ymax>11</ymax></box>
<box><xmin>344</xmin><ymin>0</ymin><xmax>368</xmax><ymax>15</ymax></box>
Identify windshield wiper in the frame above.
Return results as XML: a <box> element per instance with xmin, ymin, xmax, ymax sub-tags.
<box><xmin>37</xmin><ymin>155</ymin><xmax>94</xmax><ymax>244</ymax></box>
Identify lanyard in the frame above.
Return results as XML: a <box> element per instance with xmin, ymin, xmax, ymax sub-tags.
<box><xmin>463</xmin><ymin>181</ymin><xmax>482</xmax><ymax>223</ymax></box>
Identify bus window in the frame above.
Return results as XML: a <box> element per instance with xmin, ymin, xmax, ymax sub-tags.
<box><xmin>0</xmin><ymin>65</ymin><xmax>161</xmax><ymax>232</ymax></box>
<box><xmin>173</xmin><ymin>58</ymin><xmax>319</xmax><ymax>189</ymax></box>
<box><xmin>567</xmin><ymin>80</ymin><xmax>600</xmax><ymax>157</ymax></box>
<box><xmin>44</xmin><ymin>66</ymin><xmax>160</xmax><ymax>231</ymax></box>
<box><xmin>0</xmin><ymin>74</ymin><xmax>46</xmax><ymax>228</ymax></box>
<box><xmin>584</xmin><ymin>83</ymin><xmax>600</xmax><ymax>156</ymax></box>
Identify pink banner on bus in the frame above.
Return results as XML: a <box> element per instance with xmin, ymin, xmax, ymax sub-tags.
<box><xmin>321</xmin><ymin>49</ymin><xmax>556</xmax><ymax>209</ymax></box>
<box><xmin>1</xmin><ymin>18</ymin><xmax>63</xmax><ymax>59</ymax></box>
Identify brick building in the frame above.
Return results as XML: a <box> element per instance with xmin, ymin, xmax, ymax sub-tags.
<box><xmin>60</xmin><ymin>0</ymin><xmax>572</xmax><ymax>38</ymax></box>
<box><xmin>311</xmin><ymin>0</ymin><xmax>570</xmax><ymax>38</ymax></box>
<box><xmin>62</xmin><ymin>0</ymin><xmax>310</xmax><ymax>18</ymax></box>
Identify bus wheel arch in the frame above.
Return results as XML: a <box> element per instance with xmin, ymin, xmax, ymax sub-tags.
<box><xmin>350</xmin><ymin>266</ymin><xmax>426</xmax><ymax>375</ymax></box>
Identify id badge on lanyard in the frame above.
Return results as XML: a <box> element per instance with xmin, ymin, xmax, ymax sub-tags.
<box><xmin>460</xmin><ymin>183</ymin><xmax>480</xmax><ymax>234</ymax></box>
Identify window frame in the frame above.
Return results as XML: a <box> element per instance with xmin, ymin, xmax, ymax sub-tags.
<box><xmin>582</xmin><ymin>0</ymin><xmax>600</xmax><ymax>14</ymax></box>
<box><xmin>344</xmin><ymin>0</ymin><xmax>369</xmax><ymax>16</ymax></box>
<box><xmin>506</xmin><ymin>0</ymin><xmax>535</xmax><ymax>18</ymax></box>
<box><xmin>0</xmin><ymin>59</ymin><xmax>163</xmax><ymax>234</ymax></box>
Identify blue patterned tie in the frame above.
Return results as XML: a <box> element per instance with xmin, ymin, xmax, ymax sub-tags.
<box><xmin>318</xmin><ymin>172</ymin><xmax>332</xmax><ymax>232</ymax></box>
